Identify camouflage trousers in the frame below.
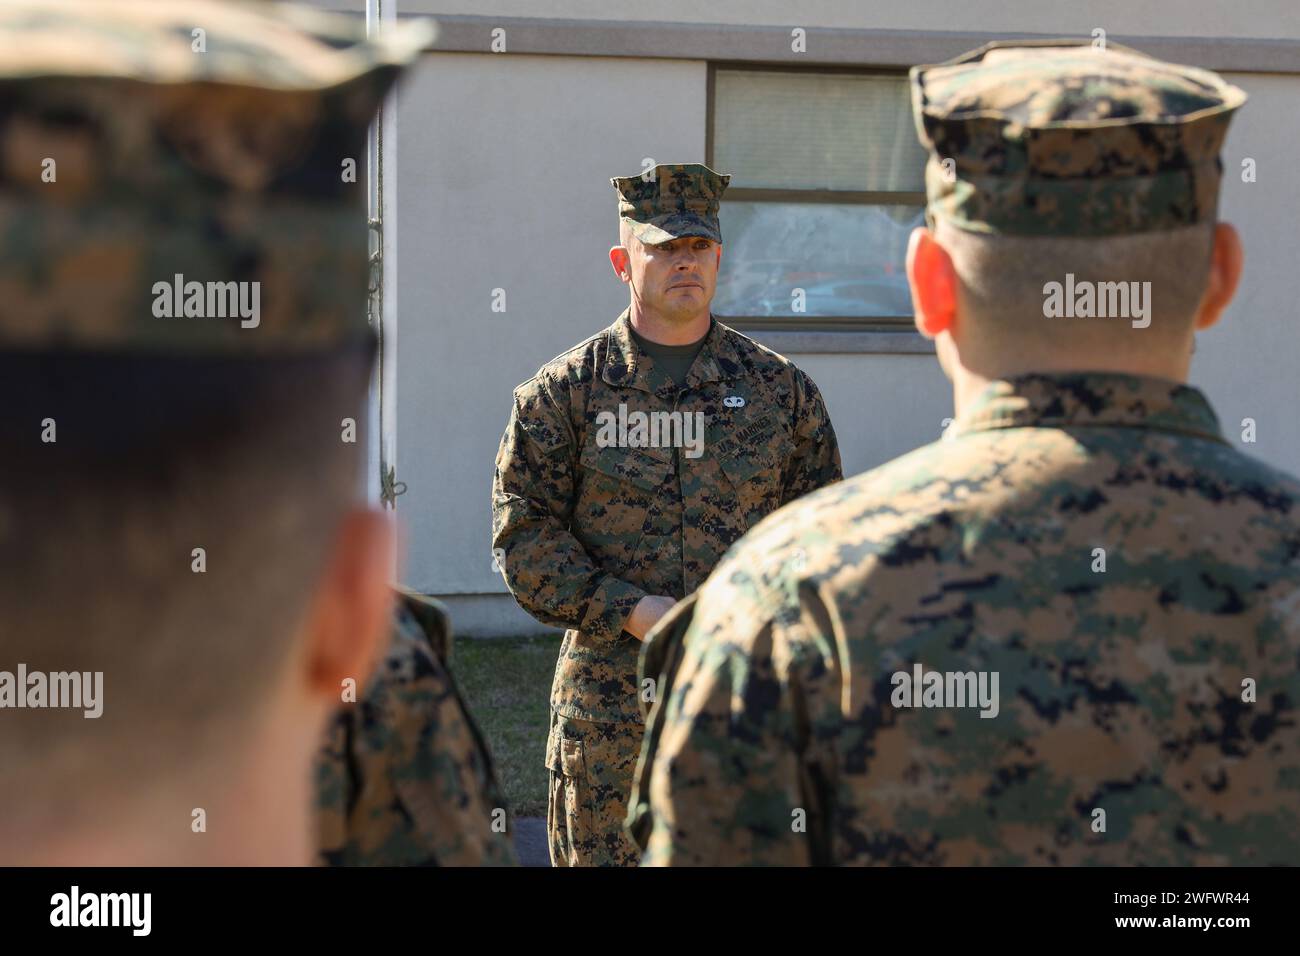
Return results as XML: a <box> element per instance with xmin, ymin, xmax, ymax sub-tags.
<box><xmin>546</xmin><ymin>711</ymin><xmax>642</xmax><ymax>867</ymax></box>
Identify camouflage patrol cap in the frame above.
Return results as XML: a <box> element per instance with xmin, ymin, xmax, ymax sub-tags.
<box><xmin>910</xmin><ymin>40</ymin><xmax>1247</xmax><ymax>237</ymax></box>
<box><xmin>0</xmin><ymin>0</ymin><xmax>433</xmax><ymax>355</ymax></box>
<box><xmin>612</xmin><ymin>163</ymin><xmax>731</xmax><ymax>244</ymax></box>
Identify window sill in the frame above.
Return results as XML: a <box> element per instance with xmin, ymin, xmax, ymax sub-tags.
<box><xmin>735</xmin><ymin>327</ymin><xmax>935</xmax><ymax>355</ymax></box>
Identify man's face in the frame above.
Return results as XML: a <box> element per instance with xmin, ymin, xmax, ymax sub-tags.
<box><xmin>625</xmin><ymin>233</ymin><xmax>721</xmax><ymax>323</ymax></box>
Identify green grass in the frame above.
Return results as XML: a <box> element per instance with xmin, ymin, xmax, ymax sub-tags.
<box><xmin>453</xmin><ymin>633</ymin><xmax>562</xmax><ymax>817</ymax></box>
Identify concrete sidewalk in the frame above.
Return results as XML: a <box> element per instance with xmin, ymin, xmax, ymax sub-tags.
<box><xmin>513</xmin><ymin>816</ymin><xmax>550</xmax><ymax>867</ymax></box>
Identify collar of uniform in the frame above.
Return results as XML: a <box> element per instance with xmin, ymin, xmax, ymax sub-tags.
<box><xmin>945</xmin><ymin>371</ymin><xmax>1227</xmax><ymax>444</ymax></box>
<box><xmin>601</xmin><ymin>309</ymin><xmax>743</xmax><ymax>392</ymax></box>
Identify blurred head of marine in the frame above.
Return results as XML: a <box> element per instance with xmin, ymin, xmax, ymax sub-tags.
<box><xmin>0</xmin><ymin>0</ymin><xmax>430</xmax><ymax>865</ymax></box>
<box><xmin>608</xmin><ymin>162</ymin><xmax>730</xmax><ymax>342</ymax></box>
<box><xmin>904</xmin><ymin>40</ymin><xmax>1247</xmax><ymax>410</ymax></box>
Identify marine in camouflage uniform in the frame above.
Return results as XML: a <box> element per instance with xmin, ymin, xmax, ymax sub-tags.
<box><xmin>316</xmin><ymin>588</ymin><xmax>516</xmax><ymax>866</ymax></box>
<box><xmin>0</xmin><ymin>1</ymin><xmax>432</xmax><ymax>864</ymax></box>
<box><xmin>630</xmin><ymin>42</ymin><xmax>1300</xmax><ymax>865</ymax></box>
<box><xmin>492</xmin><ymin>164</ymin><xmax>842</xmax><ymax>866</ymax></box>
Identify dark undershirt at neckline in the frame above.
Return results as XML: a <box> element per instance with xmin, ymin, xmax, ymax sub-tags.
<box><xmin>629</xmin><ymin>323</ymin><xmax>709</xmax><ymax>388</ymax></box>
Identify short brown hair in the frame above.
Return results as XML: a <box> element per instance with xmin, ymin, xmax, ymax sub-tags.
<box><xmin>0</xmin><ymin>344</ymin><xmax>374</xmax><ymax>821</ymax></box>
<box><xmin>938</xmin><ymin>220</ymin><xmax>1216</xmax><ymax>349</ymax></box>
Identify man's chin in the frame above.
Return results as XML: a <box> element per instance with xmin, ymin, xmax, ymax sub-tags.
<box><xmin>655</xmin><ymin>294</ymin><xmax>711</xmax><ymax>323</ymax></box>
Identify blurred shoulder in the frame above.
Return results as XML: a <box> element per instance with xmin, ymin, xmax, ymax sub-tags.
<box><xmin>688</xmin><ymin>442</ymin><xmax>953</xmax><ymax>644</ymax></box>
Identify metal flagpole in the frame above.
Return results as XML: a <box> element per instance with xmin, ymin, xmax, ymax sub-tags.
<box><xmin>366</xmin><ymin>0</ymin><xmax>405</xmax><ymax>524</ymax></box>
<box><xmin>366</xmin><ymin>0</ymin><xmax>405</xmax><ymax>589</ymax></box>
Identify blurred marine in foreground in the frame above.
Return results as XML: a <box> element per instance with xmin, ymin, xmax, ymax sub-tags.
<box><xmin>316</xmin><ymin>588</ymin><xmax>515</xmax><ymax>865</ymax></box>
<box><xmin>0</xmin><ymin>0</ymin><xmax>444</xmax><ymax>865</ymax></box>
<box><xmin>632</xmin><ymin>40</ymin><xmax>1300</xmax><ymax>864</ymax></box>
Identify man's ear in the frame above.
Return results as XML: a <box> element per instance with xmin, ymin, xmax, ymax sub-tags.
<box><xmin>301</xmin><ymin>507</ymin><xmax>396</xmax><ymax>700</ymax></box>
<box><xmin>906</xmin><ymin>226</ymin><xmax>958</xmax><ymax>339</ymax></box>
<box><xmin>1195</xmin><ymin>222</ymin><xmax>1243</xmax><ymax>332</ymax></box>
<box><xmin>609</xmin><ymin>245</ymin><xmax>631</xmax><ymax>281</ymax></box>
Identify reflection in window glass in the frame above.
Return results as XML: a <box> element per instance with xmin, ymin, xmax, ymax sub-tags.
<box><xmin>713</xmin><ymin>71</ymin><xmax>927</xmax><ymax>192</ymax></box>
<box><xmin>714</xmin><ymin>202</ymin><xmax>923</xmax><ymax>319</ymax></box>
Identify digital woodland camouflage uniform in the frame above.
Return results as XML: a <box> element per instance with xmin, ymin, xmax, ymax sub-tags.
<box><xmin>0</xmin><ymin>0</ymin><xmax>510</xmax><ymax>865</ymax></box>
<box><xmin>492</xmin><ymin>164</ymin><xmax>842</xmax><ymax>866</ymax></box>
<box><xmin>631</xmin><ymin>42</ymin><xmax>1300</xmax><ymax>865</ymax></box>
<box><xmin>316</xmin><ymin>588</ymin><xmax>515</xmax><ymax>866</ymax></box>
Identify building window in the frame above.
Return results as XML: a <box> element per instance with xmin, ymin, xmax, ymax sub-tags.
<box><xmin>708</xmin><ymin>66</ymin><xmax>928</xmax><ymax>330</ymax></box>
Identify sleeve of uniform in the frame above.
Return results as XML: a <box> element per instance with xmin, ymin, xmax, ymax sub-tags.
<box><xmin>781</xmin><ymin>367</ymin><xmax>843</xmax><ymax>505</ymax></box>
<box><xmin>492</xmin><ymin>375</ymin><xmax>646</xmax><ymax>641</ymax></box>
<box><xmin>627</xmin><ymin>592</ymin><xmax>699</xmax><ymax>851</ymax></box>
<box><xmin>314</xmin><ymin>710</ymin><xmax>353</xmax><ymax>865</ymax></box>
<box><xmin>634</xmin><ymin>567</ymin><xmax>841</xmax><ymax>866</ymax></box>
<box><xmin>314</xmin><ymin>594</ymin><xmax>517</xmax><ymax>866</ymax></box>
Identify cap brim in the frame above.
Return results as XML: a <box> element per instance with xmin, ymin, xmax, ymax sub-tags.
<box><xmin>625</xmin><ymin>213</ymin><xmax>721</xmax><ymax>244</ymax></box>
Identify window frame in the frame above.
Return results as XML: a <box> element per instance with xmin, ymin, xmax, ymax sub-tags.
<box><xmin>706</xmin><ymin>61</ymin><xmax>926</xmax><ymax>335</ymax></box>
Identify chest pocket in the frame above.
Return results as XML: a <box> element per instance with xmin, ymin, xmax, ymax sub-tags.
<box><xmin>579</xmin><ymin>440</ymin><xmax>672</xmax><ymax>493</ymax></box>
<box><xmin>575</xmin><ymin>439</ymin><xmax>673</xmax><ymax>573</ymax></box>
<box><xmin>712</xmin><ymin>411</ymin><xmax>791</xmax><ymax>519</ymax></box>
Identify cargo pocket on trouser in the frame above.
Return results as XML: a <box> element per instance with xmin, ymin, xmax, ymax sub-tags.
<box><xmin>546</xmin><ymin>712</ymin><xmax>591</xmax><ymax>867</ymax></box>
<box><xmin>545</xmin><ymin>713</ymin><xmax>643</xmax><ymax>867</ymax></box>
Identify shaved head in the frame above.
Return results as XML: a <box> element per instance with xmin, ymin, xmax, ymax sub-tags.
<box><xmin>936</xmin><ymin>219</ymin><xmax>1216</xmax><ymax>354</ymax></box>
